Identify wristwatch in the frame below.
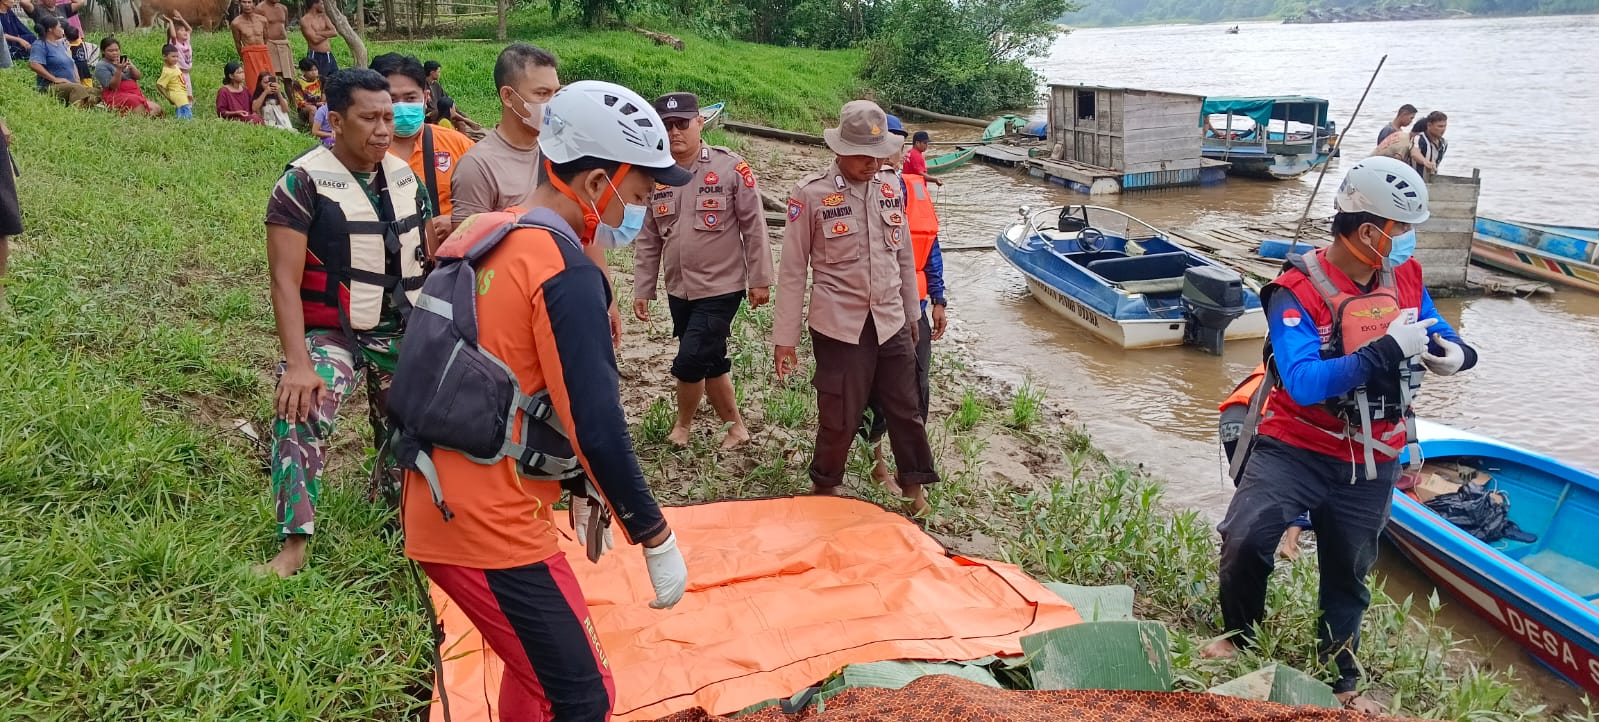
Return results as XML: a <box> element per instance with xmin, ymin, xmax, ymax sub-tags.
<box><xmin>930</xmin><ymin>297</ymin><xmax>948</xmax><ymax>307</ymax></box>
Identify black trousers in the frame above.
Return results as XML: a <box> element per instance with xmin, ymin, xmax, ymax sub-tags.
<box><xmin>667</xmin><ymin>291</ymin><xmax>743</xmax><ymax>383</ymax></box>
<box><xmin>860</xmin><ymin>312</ymin><xmax>932</xmax><ymax>442</ymax></box>
<box><xmin>810</xmin><ymin>316</ymin><xmax>938</xmax><ymax>489</ymax></box>
<box><xmin>1216</xmin><ymin>436</ymin><xmax>1398</xmax><ymax>693</ymax></box>
<box><xmin>0</xmin><ymin>133</ymin><xmax>20</xmax><ymax>237</ymax></box>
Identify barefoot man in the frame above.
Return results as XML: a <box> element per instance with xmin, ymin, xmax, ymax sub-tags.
<box><xmin>230</xmin><ymin>0</ymin><xmax>270</xmax><ymax>94</ymax></box>
<box><xmin>259</xmin><ymin>0</ymin><xmax>291</xmax><ymax>82</ymax></box>
<box><xmin>773</xmin><ymin>100</ymin><xmax>939</xmax><ymax>515</ymax></box>
<box><xmin>299</xmin><ymin>0</ymin><xmax>338</xmax><ymax>81</ymax></box>
<box><xmin>632</xmin><ymin>92</ymin><xmax>773</xmax><ymax>449</ymax></box>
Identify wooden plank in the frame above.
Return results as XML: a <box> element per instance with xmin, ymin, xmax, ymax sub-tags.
<box><xmin>1121</xmin><ymin>139</ymin><xmax>1201</xmax><ymax>158</ymax></box>
<box><xmin>1423</xmin><ymin>199</ymin><xmax>1481</xmax><ymax>216</ymax></box>
<box><xmin>1122</xmin><ymin>159</ymin><xmax>1203</xmax><ymax>174</ymax></box>
<box><xmin>1122</xmin><ymin>114</ymin><xmax>1204</xmax><ymax>132</ymax></box>
<box><xmin>1426</xmin><ymin>184</ymin><xmax>1481</xmax><ymax>202</ymax></box>
<box><xmin>723</xmin><ymin>120</ymin><xmax>823</xmax><ymax>146</ymax></box>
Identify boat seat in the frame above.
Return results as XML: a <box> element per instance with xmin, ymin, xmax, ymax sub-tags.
<box><xmin>1522</xmin><ymin>550</ymin><xmax>1599</xmax><ymax>598</ymax></box>
<box><xmin>1086</xmin><ymin>252</ymin><xmax>1191</xmax><ymax>285</ymax></box>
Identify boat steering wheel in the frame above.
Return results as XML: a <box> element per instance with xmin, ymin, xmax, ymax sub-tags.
<box><xmin>1076</xmin><ymin>227</ymin><xmax>1108</xmax><ymax>253</ymax></box>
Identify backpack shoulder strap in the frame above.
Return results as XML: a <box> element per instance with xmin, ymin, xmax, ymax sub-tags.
<box><xmin>421</xmin><ymin>125</ymin><xmax>441</xmax><ymax>219</ymax></box>
<box><xmin>1296</xmin><ymin>251</ymin><xmax>1343</xmax><ymax>311</ymax></box>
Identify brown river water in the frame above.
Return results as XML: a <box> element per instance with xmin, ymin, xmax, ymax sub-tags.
<box><xmin>914</xmin><ymin>14</ymin><xmax>1599</xmax><ymax>707</ymax></box>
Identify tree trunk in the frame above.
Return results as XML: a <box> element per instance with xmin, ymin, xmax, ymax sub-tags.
<box><xmin>496</xmin><ymin>0</ymin><xmax>505</xmax><ymax>40</ymax></box>
<box><xmin>381</xmin><ymin>0</ymin><xmax>393</xmax><ymax>33</ymax></box>
<box><xmin>325</xmin><ymin>0</ymin><xmax>369</xmax><ymax>67</ymax></box>
<box><xmin>354</xmin><ymin>0</ymin><xmax>365</xmax><ymax>36</ymax></box>
<box><xmin>625</xmin><ymin>24</ymin><xmax>684</xmax><ymax>50</ymax></box>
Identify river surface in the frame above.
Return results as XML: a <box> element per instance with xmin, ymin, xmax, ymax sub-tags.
<box><xmin>917</xmin><ymin>14</ymin><xmax>1599</xmax><ymax>707</ymax></box>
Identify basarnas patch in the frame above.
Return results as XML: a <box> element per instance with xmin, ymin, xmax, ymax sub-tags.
<box><xmin>787</xmin><ymin>199</ymin><xmax>804</xmax><ymax>222</ymax></box>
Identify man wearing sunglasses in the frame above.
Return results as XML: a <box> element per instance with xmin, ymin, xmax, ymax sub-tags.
<box><xmin>632</xmin><ymin>92</ymin><xmax>774</xmax><ymax>450</ymax></box>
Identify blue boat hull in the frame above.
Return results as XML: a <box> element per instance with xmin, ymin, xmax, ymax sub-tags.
<box><xmin>1387</xmin><ymin>421</ymin><xmax>1599</xmax><ymax>694</ymax></box>
<box><xmin>1472</xmin><ymin>217</ymin><xmax>1599</xmax><ymax>293</ymax></box>
<box><xmin>994</xmin><ymin>225</ymin><xmax>1265</xmax><ymax>348</ymax></box>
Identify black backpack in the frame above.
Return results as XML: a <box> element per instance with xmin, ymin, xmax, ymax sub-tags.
<box><xmin>387</xmin><ymin>208</ymin><xmax>587</xmax><ymax>520</ymax></box>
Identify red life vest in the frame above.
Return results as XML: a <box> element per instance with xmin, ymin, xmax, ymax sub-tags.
<box><xmin>1257</xmin><ymin>250</ymin><xmax>1427</xmax><ymax>466</ymax></box>
<box><xmin>290</xmin><ymin>146</ymin><xmax>427</xmax><ymax>333</ymax></box>
<box><xmin>903</xmin><ymin>173</ymin><xmax>939</xmax><ymax>300</ymax></box>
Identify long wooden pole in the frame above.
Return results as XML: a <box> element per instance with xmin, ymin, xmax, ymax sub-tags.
<box><xmin>890</xmin><ymin>104</ymin><xmax>990</xmax><ymax>128</ymax></box>
<box><xmin>1293</xmin><ymin>54</ymin><xmax>1387</xmax><ymax>241</ymax></box>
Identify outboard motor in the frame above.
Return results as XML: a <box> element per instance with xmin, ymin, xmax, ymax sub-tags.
<box><xmin>1181</xmin><ymin>266</ymin><xmax>1247</xmax><ymax>355</ymax></box>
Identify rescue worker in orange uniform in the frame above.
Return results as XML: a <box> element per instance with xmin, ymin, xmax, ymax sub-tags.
<box><xmin>394</xmin><ymin>80</ymin><xmax>691</xmax><ymax>721</ymax></box>
<box><xmin>860</xmin><ymin>115</ymin><xmax>947</xmax><ymax>486</ymax></box>
<box><xmin>1203</xmin><ymin>157</ymin><xmax>1479</xmax><ymax>713</ymax></box>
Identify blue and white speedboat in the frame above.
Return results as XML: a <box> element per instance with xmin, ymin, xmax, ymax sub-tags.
<box><xmin>996</xmin><ymin>205</ymin><xmax>1266</xmax><ymax>352</ymax></box>
<box><xmin>1388</xmin><ymin>421</ymin><xmax>1599</xmax><ymax>695</ymax></box>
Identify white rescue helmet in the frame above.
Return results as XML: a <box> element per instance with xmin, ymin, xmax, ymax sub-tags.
<box><xmin>1333</xmin><ymin>156</ymin><xmax>1430</xmax><ymax>225</ymax></box>
<box><xmin>539</xmin><ymin>80</ymin><xmax>693</xmax><ymax>187</ymax></box>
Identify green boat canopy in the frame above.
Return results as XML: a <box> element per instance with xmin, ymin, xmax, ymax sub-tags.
<box><xmin>983</xmin><ymin>114</ymin><xmax>1025</xmax><ymax>142</ymax></box>
<box><xmin>1200</xmin><ymin>96</ymin><xmax>1329</xmax><ymax>128</ymax></box>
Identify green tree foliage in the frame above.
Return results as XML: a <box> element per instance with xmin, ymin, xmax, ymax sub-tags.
<box><xmin>863</xmin><ymin>0</ymin><xmax>1075</xmax><ymax>116</ymax></box>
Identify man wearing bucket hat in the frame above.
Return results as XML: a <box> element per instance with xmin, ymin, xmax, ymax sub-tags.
<box><xmin>773</xmin><ymin>100</ymin><xmax>940</xmax><ymax>516</ymax></box>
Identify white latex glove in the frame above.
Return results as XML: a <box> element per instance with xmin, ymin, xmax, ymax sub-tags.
<box><xmin>642</xmin><ymin>532</ymin><xmax>688</xmax><ymax>610</ymax></box>
<box><xmin>569</xmin><ymin>494</ymin><xmax>615</xmax><ymax>561</ymax></box>
<box><xmin>1385</xmin><ymin>317</ymin><xmax>1438</xmax><ymax>358</ymax></box>
<box><xmin>1421</xmin><ymin>332</ymin><xmax>1465</xmax><ymax>376</ymax></box>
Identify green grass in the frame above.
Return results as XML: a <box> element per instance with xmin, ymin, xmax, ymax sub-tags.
<box><xmin>0</xmin><ymin>54</ymin><xmax>1580</xmax><ymax>720</ymax></box>
<box><xmin>1006</xmin><ymin>376</ymin><xmax>1045</xmax><ymax>431</ymax></box>
<box><xmin>0</xmin><ymin>69</ymin><xmax>430</xmax><ymax>720</ymax></box>
<box><xmin>95</xmin><ymin>10</ymin><xmax>863</xmax><ymax>132</ymax></box>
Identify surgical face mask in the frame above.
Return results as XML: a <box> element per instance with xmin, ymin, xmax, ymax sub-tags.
<box><xmin>593</xmin><ymin>175</ymin><xmax>646</xmax><ymax>248</ymax></box>
<box><xmin>508</xmin><ymin>89</ymin><xmax>544</xmax><ymax>132</ymax></box>
<box><xmin>1386</xmin><ymin>228</ymin><xmax>1417</xmax><ymax>266</ymax></box>
<box><xmin>392</xmin><ymin>101</ymin><xmax>425</xmax><ymax>137</ymax></box>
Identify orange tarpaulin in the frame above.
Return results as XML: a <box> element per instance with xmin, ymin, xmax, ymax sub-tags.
<box><xmin>428</xmin><ymin>496</ymin><xmax>1081</xmax><ymax>721</ymax></box>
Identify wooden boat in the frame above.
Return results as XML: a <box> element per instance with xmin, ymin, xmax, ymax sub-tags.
<box><xmin>995</xmin><ymin>205</ymin><xmax>1266</xmax><ymax>352</ymax></box>
<box><xmin>1471</xmin><ymin>217</ymin><xmax>1599</xmax><ymax>294</ymax></box>
<box><xmin>1387</xmin><ymin>420</ymin><xmax>1599</xmax><ymax>695</ymax></box>
<box><xmin>699</xmin><ymin>101</ymin><xmax>725</xmax><ymax>129</ymax></box>
<box><xmin>925</xmin><ymin>147</ymin><xmax>975</xmax><ymax>175</ymax></box>
<box><xmin>1200</xmin><ymin>96</ymin><xmax>1338</xmax><ymax>180</ymax></box>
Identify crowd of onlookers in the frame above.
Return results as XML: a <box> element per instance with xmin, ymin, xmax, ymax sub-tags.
<box><xmin>1373</xmin><ymin>103</ymin><xmax>1449</xmax><ymax>181</ymax></box>
<box><xmin>2</xmin><ymin>0</ymin><xmax>478</xmax><ymax>140</ymax></box>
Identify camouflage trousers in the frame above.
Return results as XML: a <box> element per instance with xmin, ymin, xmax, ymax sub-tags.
<box><xmin>272</xmin><ymin>329</ymin><xmax>401</xmax><ymax>537</ymax></box>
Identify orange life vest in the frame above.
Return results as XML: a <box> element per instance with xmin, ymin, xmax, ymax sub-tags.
<box><xmin>1219</xmin><ymin>363</ymin><xmax>1267</xmax><ymax>412</ymax></box>
<box><xmin>903</xmin><ymin>173</ymin><xmax>939</xmax><ymax>300</ymax></box>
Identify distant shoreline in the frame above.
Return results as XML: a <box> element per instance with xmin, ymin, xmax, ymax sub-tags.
<box><xmin>1058</xmin><ymin>9</ymin><xmax>1597</xmax><ymax>29</ymax></box>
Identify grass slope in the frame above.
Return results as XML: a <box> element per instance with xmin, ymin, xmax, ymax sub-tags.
<box><xmin>97</xmin><ymin>12</ymin><xmax>862</xmax><ymax>132</ymax></box>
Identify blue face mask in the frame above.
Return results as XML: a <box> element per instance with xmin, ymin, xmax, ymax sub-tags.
<box><xmin>1385</xmin><ymin>228</ymin><xmax>1417</xmax><ymax>266</ymax></box>
<box><xmin>592</xmin><ymin>174</ymin><xmax>646</xmax><ymax>248</ymax></box>
<box><xmin>392</xmin><ymin>101</ymin><xmax>425</xmax><ymax>137</ymax></box>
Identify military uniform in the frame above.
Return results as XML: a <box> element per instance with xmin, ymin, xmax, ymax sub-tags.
<box><xmin>773</xmin><ymin>148</ymin><xmax>939</xmax><ymax>490</ymax></box>
<box><xmin>635</xmin><ymin>144</ymin><xmax>774</xmax><ymax>382</ymax></box>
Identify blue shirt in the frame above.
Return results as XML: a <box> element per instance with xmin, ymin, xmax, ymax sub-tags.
<box><xmin>2</xmin><ymin>9</ymin><xmax>35</xmax><ymax>59</ymax></box>
<box><xmin>1266</xmin><ymin>283</ymin><xmax>1464</xmax><ymax>406</ymax></box>
<box><xmin>29</xmin><ymin>37</ymin><xmax>76</xmax><ymax>91</ymax></box>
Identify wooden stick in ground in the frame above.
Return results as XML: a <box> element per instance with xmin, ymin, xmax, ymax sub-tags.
<box><xmin>1293</xmin><ymin>54</ymin><xmax>1387</xmax><ymax>242</ymax></box>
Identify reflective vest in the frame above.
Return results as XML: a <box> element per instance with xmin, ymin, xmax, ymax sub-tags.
<box><xmin>1256</xmin><ymin>250</ymin><xmax>1426</xmax><ymax>476</ymax></box>
<box><xmin>903</xmin><ymin>173</ymin><xmax>939</xmax><ymax>300</ymax></box>
<box><xmin>290</xmin><ymin>145</ymin><xmax>426</xmax><ymax>332</ymax></box>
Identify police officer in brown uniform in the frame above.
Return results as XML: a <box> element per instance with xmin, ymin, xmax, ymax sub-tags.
<box><xmin>773</xmin><ymin>100</ymin><xmax>939</xmax><ymax>515</ymax></box>
<box><xmin>634</xmin><ymin>92</ymin><xmax>775</xmax><ymax>450</ymax></box>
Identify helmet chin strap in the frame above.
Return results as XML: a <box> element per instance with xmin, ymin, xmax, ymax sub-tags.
<box><xmin>545</xmin><ymin>161</ymin><xmax>632</xmax><ymax>245</ymax></box>
<box><xmin>1345</xmin><ymin>219</ymin><xmax>1395</xmax><ymax>270</ymax></box>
